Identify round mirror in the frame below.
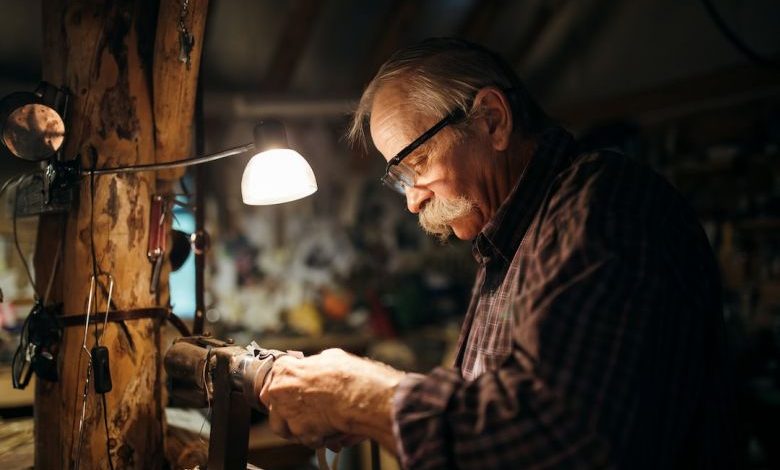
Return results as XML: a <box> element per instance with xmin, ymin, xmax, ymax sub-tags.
<box><xmin>2</xmin><ymin>103</ymin><xmax>65</xmax><ymax>161</ymax></box>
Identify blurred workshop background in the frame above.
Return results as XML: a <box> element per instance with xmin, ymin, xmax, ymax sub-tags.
<box><xmin>0</xmin><ymin>0</ymin><xmax>779</xmax><ymax>468</ymax></box>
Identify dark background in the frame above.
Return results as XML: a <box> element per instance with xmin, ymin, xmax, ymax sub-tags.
<box><xmin>0</xmin><ymin>1</ymin><xmax>779</xmax><ymax>468</ymax></box>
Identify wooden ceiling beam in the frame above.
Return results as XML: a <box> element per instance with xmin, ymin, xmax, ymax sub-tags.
<box><xmin>519</xmin><ymin>0</ymin><xmax>617</xmax><ymax>97</ymax></box>
<box><xmin>360</xmin><ymin>0</ymin><xmax>419</xmax><ymax>85</ymax></box>
<box><xmin>456</xmin><ymin>0</ymin><xmax>508</xmax><ymax>43</ymax></box>
<box><xmin>552</xmin><ymin>62</ymin><xmax>780</xmax><ymax>128</ymax></box>
<box><xmin>261</xmin><ymin>0</ymin><xmax>324</xmax><ymax>92</ymax></box>
<box><xmin>510</xmin><ymin>0</ymin><xmax>568</xmax><ymax>66</ymax></box>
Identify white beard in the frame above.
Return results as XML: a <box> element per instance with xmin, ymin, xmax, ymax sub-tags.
<box><xmin>418</xmin><ymin>195</ymin><xmax>475</xmax><ymax>242</ymax></box>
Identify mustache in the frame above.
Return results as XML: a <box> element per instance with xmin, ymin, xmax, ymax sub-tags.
<box><xmin>418</xmin><ymin>195</ymin><xmax>474</xmax><ymax>242</ymax></box>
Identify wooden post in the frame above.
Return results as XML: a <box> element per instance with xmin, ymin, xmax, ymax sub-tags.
<box><xmin>34</xmin><ymin>1</ymin><xmax>208</xmax><ymax>468</ymax></box>
<box><xmin>152</xmin><ymin>0</ymin><xmax>209</xmax><ymax>330</ymax></box>
<box><xmin>153</xmin><ymin>0</ymin><xmax>209</xmax><ymax>181</ymax></box>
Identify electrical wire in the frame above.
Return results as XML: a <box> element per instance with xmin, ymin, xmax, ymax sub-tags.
<box><xmin>90</xmin><ymin>170</ymin><xmax>99</xmax><ymax>281</ymax></box>
<box><xmin>67</xmin><ymin>19</ymin><xmax>108</xmax><ymax>466</ymax></box>
<box><xmin>0</xmin><ymin>173</ymin><xmax>28</xmax><ymax>200</ymax></box>
<box><xmin>0</xmin><ymin>174</ymin><xmax>24</xmax><ymax>303</ymax></box>
<box><xmin>74</xmin><ymin>170</ymin><xmax>115</xmax><ymax>470</ymax></box>
<box><xmin>700</xmin><ymin>0</ymin><xmax>779</xmax><ymax>68</ymax></box>
<box><xmin>75</xmin><ymin>276</ymin><xmax>97</xmax><ymax>470</ymax></box>
<box><xmin>94</xmin><ymin>275</ymin><xmax>115</xmax><ymax>470</ymax></box>
<box><xmin>43</xmin><ymin>225</ymin><xmax>62</xmax><ymax>305</ymax></box>
<box><xmin>89</xmin><ymin>170</ymin><xmax>116</xmax><ymax>470</ymax></box>
<box><xmin>101</xmin><ymin>394</ymin><xmax>114</xmax><ymax>470</ymax></box>
<box><xmin>12</xmin><ymin>176</ymin><xmax>40</xmax><ymax>299</ymax></box>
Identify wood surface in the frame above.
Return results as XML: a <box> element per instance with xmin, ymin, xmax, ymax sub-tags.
<box><xmin>153</xmin><ymin>0</ymin><xmax>209</xmax><ymax>181</ymax></box>
<box><xmin>34</xmin><ymin>1</ymin><xmax>207</xmax><ymax>468</ymax></box>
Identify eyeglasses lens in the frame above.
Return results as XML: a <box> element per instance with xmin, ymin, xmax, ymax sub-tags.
<box><xmin>382</xmin><ymin>164</ymin><xmax>416</xmax><ymax>195</ymax></box>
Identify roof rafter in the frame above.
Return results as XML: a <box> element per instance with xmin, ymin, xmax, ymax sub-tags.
<box><xmin>360</xmin><ymin>0</ymin><xmax>420</xmax><ymax>84</ymax></box>
<box><xmin>456</xmin><ymin>0</ymin><xmax>509</xmax><ymax>42</ymax></box>
<box><xmin>261</xmin><ymin>0</ymin><xmax>325</xmax><ymax>92</ymax></box>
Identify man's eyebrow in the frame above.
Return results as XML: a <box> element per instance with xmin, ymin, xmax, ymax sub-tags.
<box><xmin>404</xmin><ymin>148</ymin><xmax>429</xmax><ymax>166</ymax></box>
<box><xmin>410</xmin><ymin>141</ymin><xmax>433</xmax><ymax>158</ymax></box>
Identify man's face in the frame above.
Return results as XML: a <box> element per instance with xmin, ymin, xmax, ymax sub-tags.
<box><xmin>369</xmin><ymin>85</ymin><xmax>493</xmax><ymax>241</ymax></box>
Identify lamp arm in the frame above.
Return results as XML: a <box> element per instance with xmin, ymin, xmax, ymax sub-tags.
<box><xmin>84</xmin><ymin>143</ymin><xmax>256</xmax><ymax>176</ymax></box>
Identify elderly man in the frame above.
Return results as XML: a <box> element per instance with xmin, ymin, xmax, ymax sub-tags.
<box><xmin>260</xmin><ymin>38</ymin><xmax>734</xmax><ymax>469</ymax></box>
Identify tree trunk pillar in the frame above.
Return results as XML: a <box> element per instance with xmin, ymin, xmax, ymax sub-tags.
<box><xmin>33</xmin><ymin>1</ymin><xmax>208</xmax><ymax>468</ymax></box>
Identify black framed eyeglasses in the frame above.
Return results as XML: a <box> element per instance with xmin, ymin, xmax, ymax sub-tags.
<box><xmin>381</xmin><ymin>107</ymin><xmax>466</xmax><ymax>194</ymax></box>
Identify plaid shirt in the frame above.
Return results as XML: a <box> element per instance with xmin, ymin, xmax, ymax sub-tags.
<box><xmin>392</xmin><ymin>127</ymin><xmax>734</xmax><ymax>469</ymax></box>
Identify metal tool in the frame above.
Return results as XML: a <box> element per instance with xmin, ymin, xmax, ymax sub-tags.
<box><xmin>164</xmin><ymin>336</ymin><xmax>297</xmax><ymax>470</ymax></box>
<box><xmin>148</xmin><ymin>195</ymin><xmax>168</xmax><ymax>294</ymax></box>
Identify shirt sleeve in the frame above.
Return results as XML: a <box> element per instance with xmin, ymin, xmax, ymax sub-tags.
<box><xmin>392</xmin><ymin>156</ymin><xmax>672</xmax><ymax>469</ymax></box>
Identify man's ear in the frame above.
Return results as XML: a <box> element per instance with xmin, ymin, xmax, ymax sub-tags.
<box><xmin>473</xmin><ymin>87</ymin><xmax>513</xmax><ymax>151</ymax></box>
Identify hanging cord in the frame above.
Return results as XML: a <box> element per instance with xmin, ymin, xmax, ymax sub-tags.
<box><xmin>0</xmin><ymin>173</ymin><xmax>28</xmax><ymax>302</ymax></box>
<box><xmin>90</xmin><ymin>170</ymin><xmax>116</xmax><ymax>470</ymax></box>
<box><xmin>42</xmin><ymin>222</ymin><xmax>63</xmax><ymax>305</ymax></box>
<box><xmin>97</xmin><ymin>282</ymin><xmax>115</xmax><ymax>470</ymax></box>
<box><xmin>74</xmin><ymin>170</ymin><xmax>116</xmax><ymax>470</ymax></box>
<box><xmin>75</xmin><ymin>273</ymin><xmax>115</xmax><ymax>470</ymax></box>
<box><xmin>95</xmin><ymin>275</ymin><xmax>115</xmax><ymax>470</ymax></box>
<box><xmin>89</xmin><ymin>170</ymin><xmax>99</xmax><ymax>283</ymax></box>
<box><xmin>0</xmin><ymin>172</ymin><xmax>33</xmax><ymax>200</ymax></box>
<box><xmin>74</xmin><ymin>276</ymin><xmax>97</xmax><ymax>470</ymax></box>
<box><xmin>101</xmin><ymin>393</ymin><xmax>114</xmax><ymax>470</ymax></box>
<box><xmin>12</xmin><ymin>175</ymin><xmax>41</xmax><ymax>300</ymax></box>
<box><xmin>65</xmin><ymin>17</ymin><xmax>112</xmax><ymax>465</ymax></box>
<box><xmin>87</xmin><ymin>169</ymin><xmax>102</xmax><ymax>343</ymax></box>
<box><xmin>700</xmin><ymin>0</ymin><xmax>779</xmax><ymax>68</ymax></box>
<box><xmin>0</xmin><ymin>172</ymin><xmax>32</xmax><ymax>302</ymax></box>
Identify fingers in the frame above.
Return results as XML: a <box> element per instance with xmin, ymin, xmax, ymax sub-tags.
<box><xmin>262</xmin><ymin>349</ymin><xmax>361</xmax><ymax>450</ymax></box>
<box><xmin>268</xmin><ymin>406</ymin><xmax>292</xmax><ymax>440</ymax></box>
<box><xmin>297</xmin><ymin>434</ymin><xmax>325</xmax><ymax>449</ymax></box>
<box><xmin>286</xmin><ymin>420</ymin><xmax>325</xmax><ymax>449</ymax></box>
<box><xmin>270</xmin><ymin>409</ymin><xmax>345</xmax><ymax>450</ymax></box>
<box><xmin>271</xmin><ymin>408</ymin><xmax>330</xmax><ymax>448</ymax></box>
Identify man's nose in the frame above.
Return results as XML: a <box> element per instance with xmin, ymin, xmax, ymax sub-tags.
<box><xmin>405</xmin><ymin>186</ymin><xmax>432</xmax><ymax>214</ymax></box>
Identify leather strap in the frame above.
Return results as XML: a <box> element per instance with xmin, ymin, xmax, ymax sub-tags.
<box><xmin>165</xmin><ymin>310</ymin><xmax>193</xmax><ymax>338</ymax></box>
<box><xmin>60</xmin><ymin>307</ymin><xmax>191</xmax><ymax>337</ymax></box>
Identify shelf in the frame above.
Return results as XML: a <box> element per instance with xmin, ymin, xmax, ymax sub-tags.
<box><xmin>736</xmin><ymin>218</ymin><xmax>780</xmax><ymax>233</ymax></box>
<box><xmin>257</xmin><ymin>332</ymin><xmax>373</xmax><ymax>355</ymax></box>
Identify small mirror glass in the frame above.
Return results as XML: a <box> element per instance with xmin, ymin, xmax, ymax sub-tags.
<box><xmin>3</xmin><ymin>103</ymin><xmax>65</xmax><ymax>161</ymax></box>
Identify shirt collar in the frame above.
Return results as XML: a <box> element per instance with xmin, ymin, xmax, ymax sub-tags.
<box><xmin>472</xmin><ymin>126</ymin><xmax>577</xmax><ymax>265</ymax></box>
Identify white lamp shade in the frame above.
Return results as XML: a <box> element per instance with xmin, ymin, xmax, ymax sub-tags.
<box><xmin>241</xmin><ymin>148</ymin><xmax>317</xmax><ymax>205</ymax></box>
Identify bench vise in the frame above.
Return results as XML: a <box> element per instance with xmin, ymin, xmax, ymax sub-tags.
<box><xmin>164</xmin><ymin>335</ymin><xmax>294</xmax><ymax>470</ymax></box>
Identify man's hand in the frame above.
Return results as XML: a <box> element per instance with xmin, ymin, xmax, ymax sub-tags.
<box><xmin>259</xmin><ymin>348</ymin><xmax>404</xmax><ymax>451</ymax></box>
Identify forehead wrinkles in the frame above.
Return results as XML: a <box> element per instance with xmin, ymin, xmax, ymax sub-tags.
<box><xmin>370</xmin><ymin>84</ymin><xmax>442</xmax><ymax>156</ymax></box>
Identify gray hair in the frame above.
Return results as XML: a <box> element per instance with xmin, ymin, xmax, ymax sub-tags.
<box><xmin>347</xmin><ymin>38</ymin><xmax>550</xmax><ymax>152</ymax></box>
